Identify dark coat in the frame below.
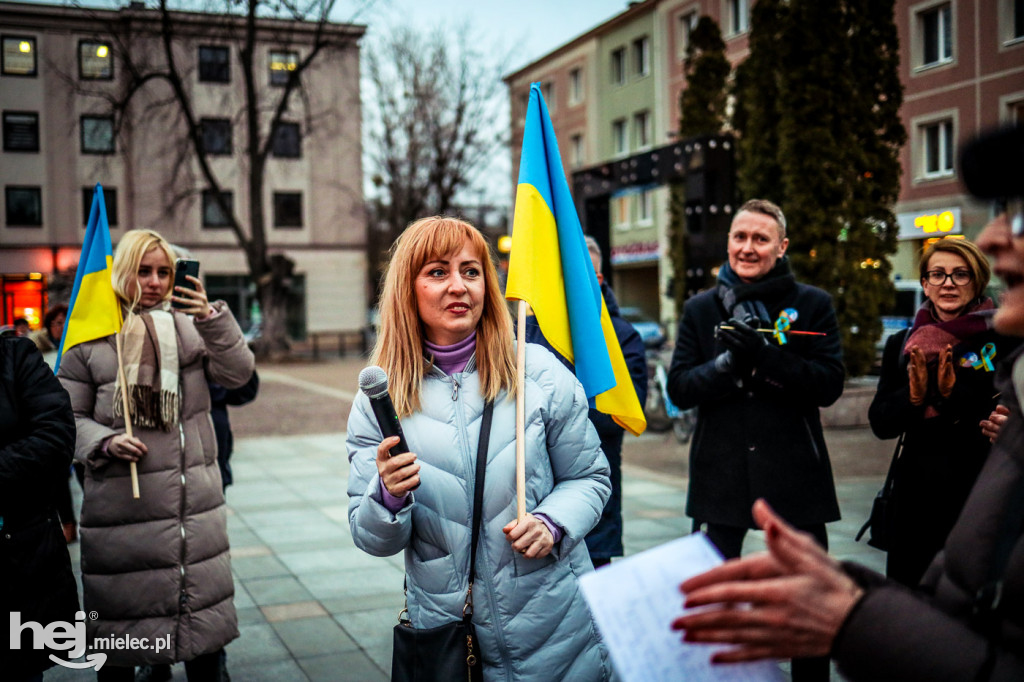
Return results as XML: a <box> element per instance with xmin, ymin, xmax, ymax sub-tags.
<box><xmin>667</xmin><ymin>280</ymin><xmax>844</xmax><ymax>528</ymax></box>
<box><xmin>209</xmin><ymin>370</ymin><xmax>259</xmax><ymax>489</ymax></box>
<box><xmin>0</xmin><ymin>337</ymin><xmax>80</xmax><ymax>679</ymax></box>
<box><xmin>523</xmin><ymin>283</ymin><xmax>648</xmax><ymax>558</ymax></box>
<box><xmin>870</xmin><ymin>326</ymin><xmax>1016</xmax><ymax>586</ymax></box>
<box><xmin>834</xmin><ymin>347</ymin><xmax>1024</xmax><ymax>681</ymax></box>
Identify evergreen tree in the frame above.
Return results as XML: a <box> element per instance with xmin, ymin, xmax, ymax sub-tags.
<box><xmin>669</xmin><ymin>16</ymin><xmax>730</xmax><ymax>317</ymax></box>
<box><xmin>735</xmin><ymin>0</ymin><xmax>905</xmax><ymax>375</ymax></box>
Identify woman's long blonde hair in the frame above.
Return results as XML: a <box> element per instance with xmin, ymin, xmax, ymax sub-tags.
<box><xmin>112</xmin><ymin>229</ymin><xmax>176</xmax><ymax>310</ymax></box>
<box><xmin>372</xmin><ymin>216</ymin><xmax>516</xmax><ymax>416</ymax></box>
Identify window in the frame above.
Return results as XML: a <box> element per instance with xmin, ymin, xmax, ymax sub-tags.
<box><xmin>79</xmin><ymin>40</ymin><xmax>113</xmax><ymax>80</ymax></box>
<box><xmin>202</xmin><ymin>190</ymin><xmax>233</xmax><ymax>228</ymax></box>
<box><xmin>1016</xmin><ymin>0</ymin><xmax>1024</xmax><ymax>40</ymax></box>
<box><xmin>198</xmin><ymin>45</ymin><xmax>230</xmax><ymax>83</ymax></box>
<box><xmin>272</xmin><ymin>121</ymin><xmax>301</xmax><ymax>158</ymax></box>
<box><xmin>3</xmin><ymin>111</ymin><xmax>39</xmax><ymax>152</ymax></box>
<box><xmin>81</xmin><ymin>116</ymin><xmax>114</xmax><ymax>154</ymax></box>
<box><xmin>518</xmin><ymin>92</ymin><xmax>529</xmax><ymax>123</ymax></box>
<box><xmin>571</xmin><ymin>134</ymin><xmax>584</xmax><ymax>168</ymax></box>
<box><xmin>726</xmin><ymin>0</ymin><xmax>749</xmax><ymax>35</ymax></box>
<box><xmin>921</xmin><ymin>119</ymin><xmax>954</xmax><ymax>177</ymax></box>
<box><xmin>542</xmin><ymin>81</ymin><xmax>555</xmax><ymax>110</ymax></box>
<box><xmin>634</xmin><ymin>110</ymin><xmax>651</xmax><ymax>150</ymax></box>
<box><xmin>81</xmin><ymin>187</ymin><xmax>117</xmax><ymax>226</ymax></box>
<box><xmin>273</xmin><ymin>192</ymin><xmax>302</xmax><ymax>228</ymax></box>
<box><xmin>919</xmin><ymin>3</ymin><xmax>952</xmax><ymax>66</ymax></box>
<box><xmin>638</xmin><ymin>189</ymin><xmax>654</xmax><ymax>224</ymax></box>
<box><xmin>611</xmin><ymin>195</ymin><xmax>630</xmax><ymax>229</ymax></box>
<box><xmin>569</xmin><ymin>68</ymin><xmax>583</xmax><ymax>105</ymax></box>
<box><xmin>200</xmin><ymin>118</ymin><xmax>232</xmax><ymax>155</ymax></box>
<box><xmin>633</xmin><ymin>36</ymin><xmax>650</xmax><ymax>76</ymax></box>
<box><xmin>2</xmin><ymin>35</ymin><xmax>37</xmax><ymax>76</ymax></box>
<box><xmin>612</xmin><ymin>119</ymin><xmax>627</xmax><ymax>155</ymax></box>
<box><xmin>5</xmin><ymin>186</ymin><xmax>41</xmax><ymax>226</ymax></box>
<box><xmin>611</xmin><ymin>48</ymin><xmax>626</xmax><ymax>85</ymax></box>
<box><xmin>269</xmin><ymin>50</ymin><xmax>298</xmax><ymax>86</ymax></box>
<box><xmin>678</xmin><ymin>11</ymin><xmax>698</xmax><ymax>56</ymax></box>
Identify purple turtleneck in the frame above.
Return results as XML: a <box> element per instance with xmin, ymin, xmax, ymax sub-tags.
<box><xmin>423</xmin><ymin>331</ymin><xmax>476</xmax><ymax>374</ymax></box>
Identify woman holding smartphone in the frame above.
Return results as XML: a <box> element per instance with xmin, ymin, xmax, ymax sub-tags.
<box><xmin>58</xmin><ymin>229</ymin><xmax>254</xmax><ymax>681</ymax></box>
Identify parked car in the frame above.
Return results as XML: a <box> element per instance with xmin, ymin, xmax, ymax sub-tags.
<box><xmin>619</xmin><ymin>306</ymin><xmax>666</xmax><ymax>349</ymax></box>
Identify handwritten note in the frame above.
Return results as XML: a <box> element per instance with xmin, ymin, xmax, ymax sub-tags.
<box><xmin>579</xmin><ymin>534</ymin><xmax>784</xmax><ymax>682</ymax></box>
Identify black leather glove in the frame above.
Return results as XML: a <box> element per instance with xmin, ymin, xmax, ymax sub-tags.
<box><xmin>718</xmin><ymin>317</ymin><xmax>768</xmax><ymax>366</ymax></box>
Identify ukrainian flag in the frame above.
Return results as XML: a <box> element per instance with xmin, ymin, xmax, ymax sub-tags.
<box><xmin>55</xmin><ymin>184</ymin><xmax>122</xmax><ymax>373</ymax></box>
<box><xmin>506</xmin><ymin>84</ymin><xmax>646</xmax><ymax>436</ymax></box>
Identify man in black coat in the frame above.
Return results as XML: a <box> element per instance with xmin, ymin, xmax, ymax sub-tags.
<box><xmin>666</xmin><ymin>198</ymin><xmax>843</xmax><ymax>682</ymax></box>
<box><xmin>523</xmin><ymin>236</ymin><xmax>647</xmax><ymax>568</ymax></box>
<box><xmin>1</xmin><ymin>337</ymin><xmax>80</xmax><ymax>680</ymax></box>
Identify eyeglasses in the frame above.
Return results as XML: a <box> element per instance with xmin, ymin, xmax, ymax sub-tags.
<box><xmin>925</xmin><ymin>270</ymin><xmax>973</xmax><ymax>286</ymax></box>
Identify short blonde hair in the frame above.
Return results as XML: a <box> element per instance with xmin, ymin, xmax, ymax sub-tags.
<box><xmin>372</xmin><ymin>216</ymin><xmax>516</xmax><ymax>416</ymax></box>
<box><xmin>919</xmin><ymin>238</ymin><xmax>991</xmax><ymax>300</ymax></box>
<box><xmin>112</xmin><ymin>229</ymin><xmax>176</xmax><ymax>309</ymax></box>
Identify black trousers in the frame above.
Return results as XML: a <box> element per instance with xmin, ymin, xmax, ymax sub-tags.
<box><xmin>96</xmin><ymin>650</ymin><xmax>223</xmax><ymax>682</ymax></box>
<box><xmin>694</xmin><ymin>520</ymin><xmax>831</xmax><ymax>682</ymax></box>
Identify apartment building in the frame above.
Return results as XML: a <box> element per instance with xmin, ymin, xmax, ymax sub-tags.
<box><xmin>505</xmin><ymin>0</ymin><xmax>1024</xmax><ymax>329</ymax></box>
<box><xmin>0</xmin><ymin>1</ymin><xmax>367</xmax><ymax>338</ymax></box>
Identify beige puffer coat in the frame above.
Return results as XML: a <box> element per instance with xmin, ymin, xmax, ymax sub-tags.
<box><xmin>57</xmin><ymin>301</ymin><xmax>254</xmax><ymax>666</ymax></box>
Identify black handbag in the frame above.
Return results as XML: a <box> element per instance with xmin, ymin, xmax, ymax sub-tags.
<box><xmin>856</xmin><ymin>433</ymin><xmax>904</xmax><ymax>551</ymax></box>
<box><xmin>391</xmin><ymin>401</ymin><xmax>492</xmax><ymax>682</ymax></box>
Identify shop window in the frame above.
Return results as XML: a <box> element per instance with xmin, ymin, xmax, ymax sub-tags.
<box><xmin>2</xmin><ymin>35</ymin><xmax>37</xmax><ymax>76</ymax></box>
<box><xmin>81</xmin><ymin>187</ymin><xmax>118</xmax><ymax>226</ymax></box>
<box><xmin>79</xmin><ymin>40</ymin><xmax>113</xmax><ymax>80</ymax></box>
<box><xmin>3</xmin><ymin>111</ymin><xmax>39</xmax><ymax>152</ymax></box>
<box><xmin>81</xmin><ymin>115</ymin><xmax>115</xmax><ymax>154</ymax></box>
<box><xmin>5</xmin><ymin>186</ymin><xmax>42</xmax><ymax>226</ymax></box>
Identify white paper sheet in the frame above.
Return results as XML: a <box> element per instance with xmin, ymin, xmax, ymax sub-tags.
<box><xmin>579</xmin><ymin>534</ymin><xmax>784</xmax><ymax>682</ymax></box>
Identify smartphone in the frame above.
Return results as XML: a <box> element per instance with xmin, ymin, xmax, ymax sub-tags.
<box><xmin>172</xmin><ymin>259</ymin><xmax>200</xmax><ymax>310</ymax></box>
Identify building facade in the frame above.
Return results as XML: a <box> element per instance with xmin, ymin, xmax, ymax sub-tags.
<box><xmin>0</xmin><ymin>1</ymin><xmax>367</xmax><ymax>338</ymax></box>
<box><xmin>505</xmin><ymin>0</ymin><xmax>1024</xmax><ymax>331</ymax></box>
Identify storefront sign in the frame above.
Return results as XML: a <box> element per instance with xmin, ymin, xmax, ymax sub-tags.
<box><xmin>611</xmin><ymin>241</ymin><xmax>659</xmax><ymax>264</ymax></box>
<box><xmin>897</xmin><ymin>207</ymin><xmax>961</xmax><ymax>240</ymax></box>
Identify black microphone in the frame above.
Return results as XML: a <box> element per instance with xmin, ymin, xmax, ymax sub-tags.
<box><xmin>358</xmin><ymin>365</ymin><xmax>410</xmax><ymax>456</ymax></box>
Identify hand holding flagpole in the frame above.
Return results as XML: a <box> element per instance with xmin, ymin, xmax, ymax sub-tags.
<box><xmin>115</xmin><ymin>331</ymin><xmax>141</xmax><ymax>499</ymax></box>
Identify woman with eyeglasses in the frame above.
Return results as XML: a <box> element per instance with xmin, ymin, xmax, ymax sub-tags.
<box><xmin>868</xmin><ymin>238</ymin><xmax>1018</xmax><ymax>587</ymax></box>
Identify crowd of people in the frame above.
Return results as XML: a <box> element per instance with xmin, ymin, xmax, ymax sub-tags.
<box><xmin>4</xmin><ymin>124</ymin><xmax>1024</xmax><ymax>681</ymax></box>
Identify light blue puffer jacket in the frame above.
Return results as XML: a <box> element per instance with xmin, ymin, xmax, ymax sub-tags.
<box><xmin>347</xmin><ymin>344</ymin><xmax>612</xmax><ymax>681</ymax></box>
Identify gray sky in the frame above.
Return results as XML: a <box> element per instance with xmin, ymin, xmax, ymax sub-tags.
<box><xmin>361</xmin><ymin>0</ymin><xmax>631</xmax><ymax>73</ymax></box>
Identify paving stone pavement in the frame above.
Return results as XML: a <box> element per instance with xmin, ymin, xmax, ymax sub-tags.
<box><xmin>48</xmin><ymin>424</ymin><xmax>885</xmax><ymax>681</ymax></box>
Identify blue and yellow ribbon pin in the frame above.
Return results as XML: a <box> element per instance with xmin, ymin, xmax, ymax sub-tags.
<box><xmin>773</xmin><ymin>308</ymin><xmax>799</xmax><ymax>345</ymax></box>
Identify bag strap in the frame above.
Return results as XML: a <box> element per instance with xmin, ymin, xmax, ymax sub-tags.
<box><xmin>881</xmin><ymin>432</ymin><xmax>905</xmax><ymax>494</ymax></box>
<box><xmin>467</xmin><ymin>401</ymin><xmax>494</xmax><ymax>592</ymax></box>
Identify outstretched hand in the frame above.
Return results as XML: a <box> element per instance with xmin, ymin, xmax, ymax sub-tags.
<box><xmin>671</xmin><ymin>499</ymin><xmax>864</xmax><ymax>663</ymax></box>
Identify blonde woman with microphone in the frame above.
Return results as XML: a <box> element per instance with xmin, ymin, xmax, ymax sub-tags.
<box><xmin>346</xmin><ymin>216</ymin><xmax>612</xmax><ymax>681</ymax></box>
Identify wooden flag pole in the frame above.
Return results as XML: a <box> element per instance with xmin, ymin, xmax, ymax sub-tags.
<box><xmin>115</xmin><ymin>330</ymin><xmax>140</xmax><ymax>499</ymax></box>
<box><xmin>515</xmin><ymin>299</ymin><xmax>527</xmax><ymax>521</ymax></box>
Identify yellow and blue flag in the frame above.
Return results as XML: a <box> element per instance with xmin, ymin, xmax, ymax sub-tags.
<box><xmin>55</xmin><ymin>184</ymin><xmax>122</xmax><ymax>373</ymax></box>
<box><xmin>506</xmin><ymin>83</ymin><xmax>646</xmax><ymax>436</ymax></box>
